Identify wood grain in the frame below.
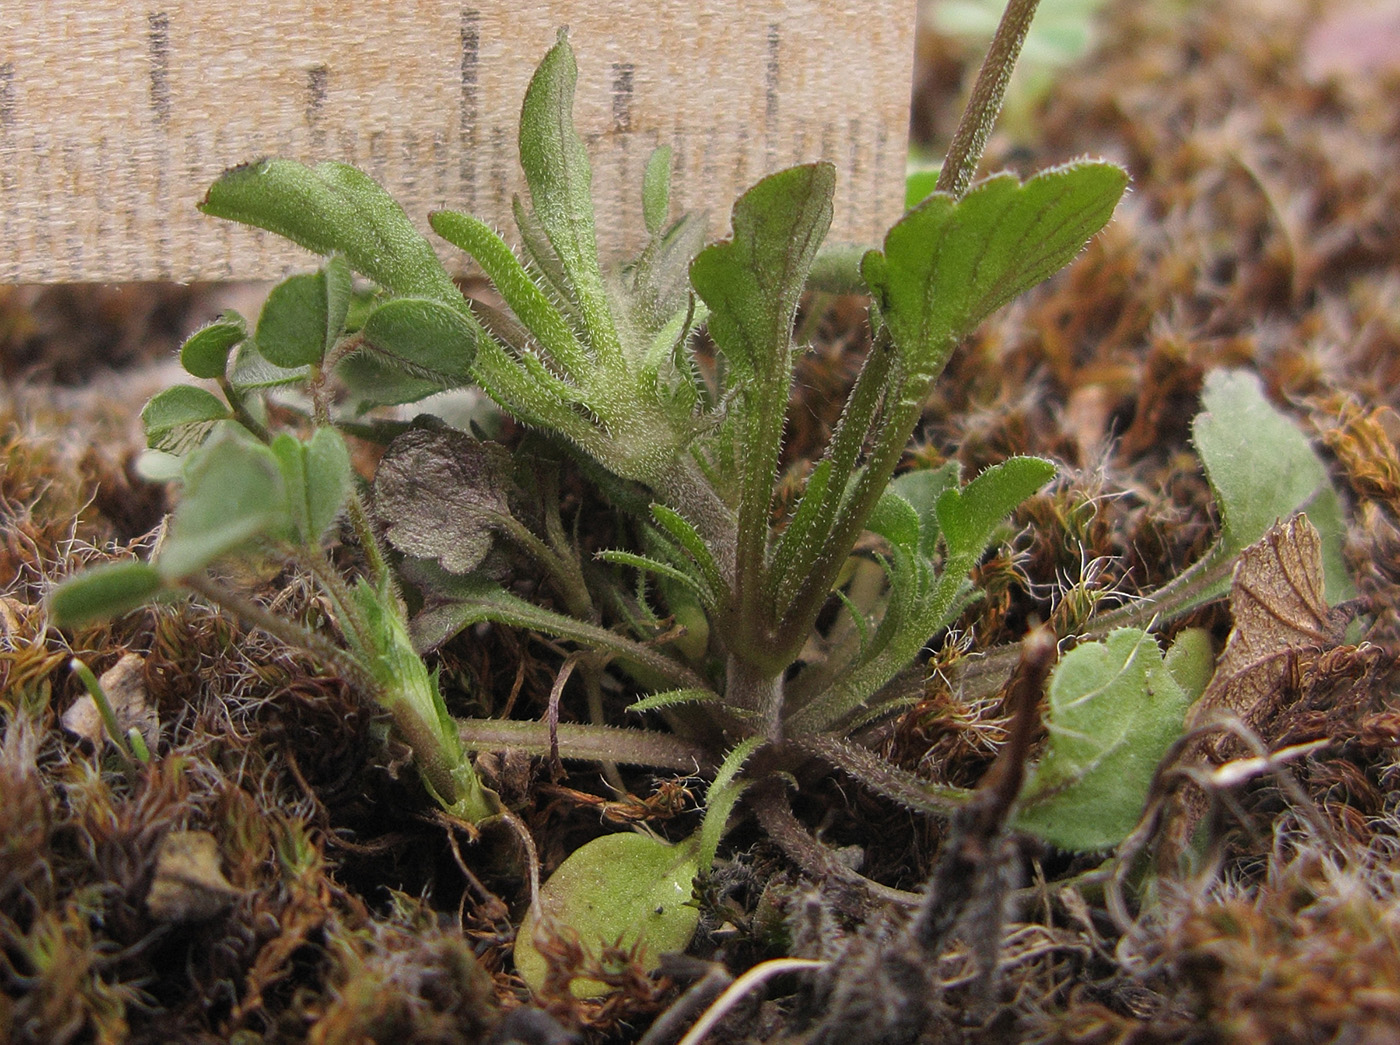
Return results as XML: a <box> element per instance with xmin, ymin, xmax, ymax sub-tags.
<box><xmin>0</xmin><ymin>1</ymin><xmax>915</xmax><ymax>282</ymax></box>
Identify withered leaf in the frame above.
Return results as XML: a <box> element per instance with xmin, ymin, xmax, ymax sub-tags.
<box><xmin>1185</xmin><ymin>514</ymin><xmax>1352</xmax><ymax>756</ymax></box>
<box><xmin>373</xmin><ymin>425</ymin><xmax>518</xmax><ymax>575</ymax></box>
<box><xmin>145</xmin><ymin>830</ymin><xmax>243</xmax><ymax>922</ymax></box>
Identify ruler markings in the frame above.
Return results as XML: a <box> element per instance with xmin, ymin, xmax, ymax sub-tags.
<box><xmin>1</xmin><ymin>1</ymin><xmax>914</xmax><ymax>283</ymax></box>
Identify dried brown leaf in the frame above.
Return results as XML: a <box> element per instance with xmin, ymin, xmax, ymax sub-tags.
<box><xmin>373</xmin><ymin>425</ymin><xmax>518</xmax><ymax>574</ymax></box>
<box><xmin>1185</xmin><ymin>515</ymin><xmax>1350</xmax><ymax>757</ymax></box>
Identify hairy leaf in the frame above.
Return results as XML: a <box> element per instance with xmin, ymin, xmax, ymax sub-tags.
<box><xmin>518</xmin><ymin>30</ymin><xmax>622</xmax><ymax>362</ymax></box>
<box><xmin>255</xmin><ymin>271</ymin><xmax>333</xmax><ymax>368</ymax></box>
<box><xmin>429</xmin><ymin>209</ymin><xmax>587</xmax><ymax>378</ymax></box>
<box><xmin>642</xmin><ymin>146</ymin><xmax>673</xmax><ymax>236</ymax></box>
<box><xmin>48</xmin><ymin>561</ymin><xmax>164</xmax><ymax>628</ymax></box>
<box><xmin>357</xmin><ymin>296</ymin><xmax>479</xmax><ymax>384</ymax></box>
<box><xmin>1013</xmin><ymin>627</ymin><xmax>1193</xmax><ymax>851</ymax></box>
<box><xmin>937</xmin><ymin>456</ymin><xmax>1056</xmax><ymax>558</ymax></box>
<box><xmin>180</xmin><ymin>312</ymin><xmax>246</xmax><ymax>379</ymax></box>
<box><xmin>227</xmin><ymin>340</ymin><xmax>310</xmax><ymax>391</ymax></box>
<box><xmin>141</xmin><ymin>386</ymin><xmax>230</xmax><ymax>453</ymax></box>
<box><xmin>689</xmin><ymin>163</ymin><xmax>835</xmax><ymax>384</ymax></box>
<box><xmin>862</xmin><ymin>162</ymin><xmax>1127</xmax><ymax>379</ymax></box>
<box><xmin>200</xmin><ymin>159</ymin><xmax>462</xmax><ymax>304</ymax></box>
<box><xmin>270</xmin><ymin>428</ymin><xmax>353</xmax><ymax>547</ymax></box>
<box><xmin>157</xmin><ymin>432</ymin><xmax>290</xmax><ymax>580</ymax></box>
<box><xmin>1194</xmin><ymin>369</ymin><xmax>1353</xmax><ymax>602</ymax></box>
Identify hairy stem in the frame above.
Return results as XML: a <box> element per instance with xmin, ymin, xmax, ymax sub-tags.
<box><xmin>937</xmin><ymin>0</ymin><xmax>1043</xmax><ymax>199</ymax></box>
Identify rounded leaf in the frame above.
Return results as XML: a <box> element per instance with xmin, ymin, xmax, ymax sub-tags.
<box><xmin>256</xmin><ymin>271</ymin><xmax>331</xmax><ymax>368</ymax></box>
<box><xmin>180</xmin><ymin>313</ymin><xmax>246</xmax><ymax>378</ymax></box>
<box><xmin>514</xmin><ymin>832</ymin><xmax>702</xmax><ymax>997</ymax></box>
<box><xmin>141</xmin><ymin>385</ymin><xmax>230</xmax><ymax>451</ymax></box>
<box><xmin>360</xmin><ymin>297</ymin><xmax>478</xmax><ymax>383</ymax></box>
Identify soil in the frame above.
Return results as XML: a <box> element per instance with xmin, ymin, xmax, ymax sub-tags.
<box><xmin>5</xmin><ymin>0</ymin><xmax>1400</xmax><ymax>1041</ymax></box>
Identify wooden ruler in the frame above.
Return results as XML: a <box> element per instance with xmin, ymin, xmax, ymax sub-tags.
<box><xmin>0</xmin><ymin>2</ymin><xmax>915</xmax><ymax>283</ymax></box>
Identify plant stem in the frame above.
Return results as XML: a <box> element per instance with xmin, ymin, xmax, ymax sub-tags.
<box><xmin>937</xmin><ymin>0</ymin><xmax>1043</xmax><ymax>200</ymax></box>
<box><xmin>725</xmin><ymin>656</ymin><xmax>785</xmax><ymax>741</ymax></box>
<box><xmin>456</xmin><ymin>718</ymin><xmax>712</xmax><ymax>772</ymax></box>
<box><xmin>772</xmin><ymin>326</ymin><xmax>896</xmax><ymax>622</ymax></box>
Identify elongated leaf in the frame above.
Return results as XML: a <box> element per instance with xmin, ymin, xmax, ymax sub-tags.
<box><xmin>199</xmin><ymin>159</ymin><xmax>462</xmax><ymax>304</ymax></box>
<box><xmin>518</xmin><ymin>30</ymin><xmax>622</xmax><ymax>362</ymax></box>
<box><xmin>1013</xmin><ymin>627</ymin><xmax>1192</xmax><ymax>851</ymax></box>
<box><xmin>862</xmin><ymin>162</ymin><xmax>1127</xmax><ymax>378</ymax></box>
<box><xmin>358</xmin><ymin>297</ymin><xmax>478</xmax><ymax>384</ymax></box>
<box><xmin>180</xmin><ymin>312</ymin><xmax>246</xmax><ymax>379</ymax></box>
<box><xmin>429</xmin><ymin>209</ymin><xmax>587</xmax><ymax>377</ymax></box>
<box><xmin>627</xmin><ymin>688</ymin><xmax>723</xmax><ymax>714</ymax></box>
<box><xmin>1193</xmin><ymin>369</ymin><xmax>1352</xmax><ymax>602</ymax></box>
<box><xmin>349</xmin><ymin>577</ymin><xmax>499</xmax><ymax>823</ymax></box>
<box><xmin>643</xmin><ymin>146</ymin><xmax>673</xmax><ymax>236</ymax></box>
<box><xmin>650</xmin><ymin>504</ymin><xmax>725</xmax><ymax>603</ymax></box>
<box><xmin>515</xmin><ymin>832</ymin><xmax>703</xmax><ymax>996</ymax></box>
<box><xmin>409</xmin><ymin>573</ymin><xmax>706</xmax><ymax>692</ymax></box>
<box><xmin>48</xmin><ymin>561</ymin><xmax>164</xmax><ymax>628</ymax></box>
<box><xmin>689</xmin><ymin>163</ymin><xmax>835</xmax><ymax>384</ymax></box>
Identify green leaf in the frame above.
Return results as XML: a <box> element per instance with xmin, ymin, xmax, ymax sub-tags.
<box><xmin>866</xmin><ymin>485</ymin><xmax>922</xmax><ymax>553</ymax></box>
<box><xmin>199</xmin><ymin>158</ymin><xmax>462</xmax><ymax>304</ymax></box>
<box><xmin>643</xmin><ymin>146</ymin><xmax>673</xmax><ymax>236</ymax></box>
<box><xmin>650</xmin><ymin>504</ymin><xmax>725</xmax><ymax>604</ymax></box>
<box><xmin>270</xmin><ymin>428</ymin><xmax>353</xmax><ymax>547</ymax></box>
<box><xmin>48</xmin><ymin>561</ymin><xmax>164</xmax><ymax>628</ymax></box>
<box><xmin>180</xmin><ymin>312</ymin><xmax>246</xmax><ymax>379</ymax></box>
<box><xmin>1163</xmin><ymin>626</ymin><xmax>1215</xmax><ymax>702</ymax></box>
<box><xmin>936</xmin><ymin>456</ymin><xmax>1056</xmax><ymax>559</ymax></box>
<box><xmin>333</xmin><ymin>353</ymin><xmax>448</xmax><ymax>411</ymax></box>
<box><xmin>349</xmin><ymin>577</ymin><xmax>499</xmax><ymax>823</ymax></box>
<box><xmin>156</xmin><ymin>431</ymin><xmax>290</xmax><ymax>580</ymax></box>
<box><xmin>323</xmin><ymin>254</ymin><xmax>353</xmax><ymax>347</ymax></box>
<box><xmin>887</xmin><ymin>462</ymin><xmax>960</xmax><ymax>558</ymax></box>
<box><xmin>228</xmin><ymin>339</ymin><xmax>310</xmax><ymax>391</ymax></box>
<box><xmin>1193</xmin><ymin>369</ymin><xmax>1353</xmax><ymax>602</ymax></box>
<box><xmin>514</xmin><ymin>831</ymin><xmax>703</xmax><ymax>997</ymax></box>
<box><xmin>256</xmin><ymin>271</ymin><xmax>332</xmax><ymax>368</ymax></box>
<box><xmin>358</xmin><ymin>296</ymin><xmax>478</xmax><ymax>384</ymax></box>
<box><xmin>518</xmin><ymin>30</ymin><xmax>622</xmax><ymax>363</ymax></box>
<box><xmin>689</xmin><ymin>163</ymin><xmax>836</xmax><ymax>384</ymax></box>
<box><xmin>695</xmin><ymin>737</ymin><xmax>762</xmax><ymax>868</ymax></box>
<box><xmin>1013</xmin><ymin>628</ymin><xmax>1191</xmax><ymax>851</ymax></box>
<box><xmin>141</xmin><ymin>385</ymin><xmax>230</xmax><ymax>452</ymax></box>
<box><xmin>596</xmin><ymin>549</ymin><xmax>711</xmax><ymax>604</ymax></box>
<box><xmin>627</xmin><ymin>688</ymin><xmax>724</xmax><ymax>714</ymax></box>
<box><xmin>429</xmin><ymin>209</ymin><xmax>586</xmax><ymax>378</ymax></box>
<box><xmin>862</xmin><ymin>162</ymin><xmax>1127</xmax><ymax>380</ymax></box>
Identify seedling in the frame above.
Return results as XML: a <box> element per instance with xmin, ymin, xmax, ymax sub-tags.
<box><xmin>48</xmin><ymin>0</ymin><xmax>1351</xmax><ymax>998</ymax></box>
